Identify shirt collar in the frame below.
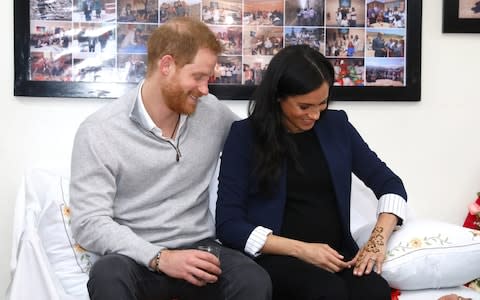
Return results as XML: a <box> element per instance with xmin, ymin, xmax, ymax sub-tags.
<box><xmin>136</xmin><ymin>80</ymin><xmax>157</xmax><ymax>131</ymax></box>
<box><xmin>130</xmin><ymin>80</ymin><xmax>187</xmax><ymax>137</ymax></box>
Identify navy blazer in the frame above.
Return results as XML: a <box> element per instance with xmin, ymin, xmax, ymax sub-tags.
<box><xmin>216</xmin><ymin>109</ymin><xmax>407</xmax><ymax>259</ymax></box>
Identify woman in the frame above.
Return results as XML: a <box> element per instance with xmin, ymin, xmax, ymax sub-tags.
<box><xmin>216</xmin><ymin>45</ymin><xmax>407</xmax><ymax>300</ymax></box>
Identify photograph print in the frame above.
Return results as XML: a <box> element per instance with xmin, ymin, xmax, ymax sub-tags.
<box><xmin>31</xmin><ymin>0</ymin><xmax>73</xmax><ymax>21</ymax></box>
<box><xmin>458</xmin><ymin>0</ymin><xmax>480</xmax><ymax>19</ymax></box>
<box><xmin>285</xmin><ymin>0</ymin><xmax>324</xmax><ymax>26</ymax></box>
<box><xmin>116</xmin><ymin>0</ymin><xmax>159</xmax><ymax>23</ymax></box>
<box><xmin>242</xmin><ymin>25</ymin><xmax>283</xmax><ymax>56</ymax></box>
<box><xmin>16</xmin><ymin>0</ymin><xmax>421</xmax><ymax>100</ymax></box>
<box><xmin>285</xmin><ymin>26</ymin><xmax>325</xmax><ymax>54</ymax></box>
<box><xmin>366</xmin><ymin>0</ymin><xmax>406</xmax><ymax>28</ymax></box>
<box><xmin>30</xmin><ymin>19</ymin><xmax>74</xmax><ymax>82</ymax></box>
<box><xmin>366</xmin><ymin>28</ymin><xmax>405</xmax><ymax>57</ymax></box>
<box><xmin>328</xmin><ymin>58</ymin><xmax>365</xmax><ymax>86</ymax></box>
<box><xmin>243</xmin><ymin>0</ymin><xmax>284</xmax><ymax>26</ymax></box>
<box><xmin>325</xmin><ymin>27</ymin><xmax>365</xmax><ymax>57</ymax></box>
<box><xmin>365</xmin><ymin>57</ymin><xmax>404</xmax><ymax>86</ymax></box>
<box><xmin>443</xmin><ymin>0</ymin><xmax>480</xmax><ymax>33</ymax></box>
<box><xmin>74</xmin><ymin>0</ymin><xmax>116</xmax><ymax>22</ymax></box>
<box><xmin>201</xmin><ymin>0</ymin><xmax>242</xmax><ymax>25</ymax></box>
<box><xmin>160</xmin><ymin>0</ymin><xmax>201</xmax><ymax>23</ymax></box>
<box><xmin>325</xmin><ymin>0</ymin><xmax>365</xmax><ymax>27</ymax></box>
<box><xmin>209</xmin><ymin>25</ymin><xmax>243</xmax><ymax>55</ymax></box>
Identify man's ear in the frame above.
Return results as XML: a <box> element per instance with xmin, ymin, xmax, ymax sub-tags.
<box><xmin>158</xmin><ymin>55</ymin><xmax>175</xmax><ymax>76</ymax></box>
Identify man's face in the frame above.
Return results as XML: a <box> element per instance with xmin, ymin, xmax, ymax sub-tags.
<box><xmin>162</xmin><ymin>48</ymin><xmax>217</xmax><ymax>115</ymax></box>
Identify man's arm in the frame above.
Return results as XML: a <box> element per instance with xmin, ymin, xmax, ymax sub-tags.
<box><xmin>70</xmin><ymin>122</ymin><xmax>161</xmax><ymax>267</ymax></box>
<box><xmin>70</xmin><ymin>121</ymin><xmax>222</xmax><ymax>286</ymax></box>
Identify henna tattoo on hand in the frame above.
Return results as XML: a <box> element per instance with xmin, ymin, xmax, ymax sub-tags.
<box><xmin>365</xmin><ymin>226</ymin><xmax>384</xmax><ymax>253</ymax></box>
<box><xmin>355</xmin><ymin>226</ymin><xmax>386</xmax><ymax>268</ymax></box>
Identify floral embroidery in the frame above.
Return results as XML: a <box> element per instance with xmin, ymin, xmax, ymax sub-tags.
<box><xmin>62</xmin><ymin>205</ymin><xmax>70</xmax><ymax>217</ymax></box>
<box><xmin>59</xmin><ymin>177</ymin><xmax>96</xmax><ymax>273</ymax></box>
<box><xmin>386</xmin><ymin>234</ymin><xmax>451</xmax><ymax>259</ymax></box>
<box><xmin>470</xmin><ymin>229</ymin><xmax>480</xmax><ymax>239</ymax></box>
<box><xmin>74</xmin><ymin>243</ymin><xmax>86</xmax><ymax>253</ymax></box>
<box><xmin>73</xmin><ymin>243</ymin><xmax>94</xmax><ymax>271</ymax></box>
<box><xmin>408</xmin><ymin>238</ymin><xmax>422</xmax><ymax>248</ymax></box>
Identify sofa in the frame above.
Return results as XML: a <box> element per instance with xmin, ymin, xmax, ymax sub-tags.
<box><xmin>6</xmin><ymin>166</ymin><xmax>480</xmax><ymax>300</ymax></box>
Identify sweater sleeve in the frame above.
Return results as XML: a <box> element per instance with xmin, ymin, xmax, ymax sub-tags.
<box><xmin>70</xmin><ymin>122</ymin><xmax>162</xmax><ymax>267</ymax></box>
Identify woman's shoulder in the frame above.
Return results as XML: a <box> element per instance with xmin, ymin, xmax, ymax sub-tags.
<box><xmin>322</xmin><ymin>109</ymin><xmax>348</xmax><ymax>122</ymax></box>
<box><xmin>231</xmin><ymin>118</ymin><xmax>251</xmax><ymax>128</ymax></box>
<box><xmin>229</xmin><ymin>118</ymin><xmax>254</xmax><ymax>136</ymax></box>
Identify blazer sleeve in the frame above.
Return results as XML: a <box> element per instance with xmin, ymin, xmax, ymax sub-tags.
<box><xmin>215</xmin><ymin>121</ymin><xmax>258</xmax><ymax>251</ymax></box>
<box><xmin>344</xmin><ymin>112</ymin><xmax>407</xmax><ymax>201</ymax></box>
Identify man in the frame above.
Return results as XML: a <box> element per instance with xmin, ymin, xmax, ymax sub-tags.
<box><xmin>83</xmin><ymin>0</ymin><xmax>93</xmax><ymax>21</ymax></box>
<box><xmin>70</xmin><ymin>17</ymin><xmax>271</xmax><ymax>300</ymax></box>
<box><xmin>372</xmin><ymin>32</ymin><xmax>387</xmax><ymax>57</ymax></box>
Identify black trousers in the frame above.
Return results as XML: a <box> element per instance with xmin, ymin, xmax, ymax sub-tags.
<box><xmin>88</xmin><ymin>239</ymin><xmax>271</xmax><ymax>300</ymax></box>
<box><xmin>256</xmin><ymin>255</ymin><xmax>390</xmax><ymax>300</ymax></box>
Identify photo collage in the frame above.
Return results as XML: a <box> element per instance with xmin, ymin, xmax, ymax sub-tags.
<box><xmin>29</xmin><ymin>0</ymin><xmax>407</xmax><ymax>87</ymax></box>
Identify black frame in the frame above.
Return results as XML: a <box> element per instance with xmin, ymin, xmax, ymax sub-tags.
<box><xmin>14</xmin><ymin>0</ymin><xmax>422</xmax><ymax>101</ymax></box>
<box><xmin>443</xmin><ymin>0</ymin><xmax>480</xmax><ymax>33</ymax></box>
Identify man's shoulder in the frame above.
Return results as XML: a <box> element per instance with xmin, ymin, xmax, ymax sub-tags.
<box><xmin>79</xmin><ymin>90</ymin><xmax>135</xmax><ymax>131</ymax></box>
<box><xmin>197</xmin><ymin>93</ymin><xmax>225</xmax><ymax>111</ymax></box>
<box><xmin>81</xmin><ymin>100</ymin><xmax>122</xmax><ymax>128</ymax></box>
<box><xmin>194</xmin><ymin>94</ymin><xmax>238</xmax><ymax>123</ymax></box>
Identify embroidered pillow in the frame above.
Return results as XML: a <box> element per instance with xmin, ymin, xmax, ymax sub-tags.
<box><xmin>36</xmin><ymin>170</ymin><xmax>97</xmax><ymax>296</ymax></box>
<box><xmin>353</xmin><ymin>219</ymin><xmax>480</xmax><ymax>290</ymax></box>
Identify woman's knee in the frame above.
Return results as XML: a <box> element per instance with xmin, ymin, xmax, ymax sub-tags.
<box><xmin>305</xmin><ymin>275</ymin><xmax>348</xmax><ymax>300</ymax></box>
<box><xmin>348</xmin><ymin>273</ymin><xmax>391</xmax><ymax>300</ymax></box>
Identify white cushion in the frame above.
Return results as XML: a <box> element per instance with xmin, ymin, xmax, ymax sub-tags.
<box><xmin>399</xmin><ymin>286</ymin><xmax>480</xmax><ymax>300</ymax></box>
<box><xmin>354</xmin><ymin>219</ymin><xmax>480</xmax><ymax>290</ymax></box>
<box><xmin>34</xmin><ymin>169</ymin><xmax>97</xmax><ymax>296</ymax></box>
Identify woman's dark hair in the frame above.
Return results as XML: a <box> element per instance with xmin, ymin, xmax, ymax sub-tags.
<box><xmin>248</xmin><ymin>45</ymin><xmax>334</xmax><ymax>194</ymax></box>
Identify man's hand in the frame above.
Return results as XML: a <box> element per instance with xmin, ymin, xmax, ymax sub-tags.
<box><xmin>156</xmin><ymin>249</ymin><xmax>222</xmax><ymax>286</ymax></box>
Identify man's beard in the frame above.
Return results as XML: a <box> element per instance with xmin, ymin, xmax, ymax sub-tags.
<box><xmin>162</xmin><ymin>80</ymin><xmax>198</xmax><ymax>115</ymax></box>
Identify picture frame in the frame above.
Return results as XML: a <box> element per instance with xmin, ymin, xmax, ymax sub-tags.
<box><xmin>443</xmin><ymin>0</ymin><xmax>480</xmax><ymax>33</ymax></box>
<box><xmin>14</xmin><ymin>0</ymin><xmax>422</xmax><ymax>101</ymax></box>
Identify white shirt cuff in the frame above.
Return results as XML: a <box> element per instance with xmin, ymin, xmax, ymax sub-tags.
<box><xmin>244</xmin><ymin>226</ymin><xmax>272</xmax><ymax>257</ymax></box>
<box><xmin>376</xmin><ymin>193</ymin><xmax>407</xmax><ymax>223</ymax></box>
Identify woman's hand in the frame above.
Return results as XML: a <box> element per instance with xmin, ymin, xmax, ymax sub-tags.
<box><xmin>352</xmin><ymin>212</ymin><xmax>400</xmax><ymax>276</ymax></box>
<box><xmin>353</xmin><ymin>225</ymin><xmax>387</xmax><ymax>276</ymax></box>
<box><xmin>296</xmin><ymin>242</ymin><xmax>352</xmax><ymax>273</ymax></box>
<box><xmin>260</xmin><ymin>234</ymin><xmax>351</xmax><ymax>273</ymax></box>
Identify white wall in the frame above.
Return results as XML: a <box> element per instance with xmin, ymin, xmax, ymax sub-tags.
<box><xmin>2</xmin><ymin>0</ymin><xmax>480</xmax><ymax>295</ymax></box>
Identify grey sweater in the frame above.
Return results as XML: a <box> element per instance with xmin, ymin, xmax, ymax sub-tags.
<box><xmin>70</xmin><ymin>84</ymin><xmax>237</xmax><ymax>267</ymax></box>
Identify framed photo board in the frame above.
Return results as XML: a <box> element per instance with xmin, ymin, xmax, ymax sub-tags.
<box><xmin>443</xmin><ymin>0</ymin><xmax>480</xmax><ymax>33</ymax></box>
<box><xmin>15</xmin><ymin>0</ymin><xmax>422</xmax><ymax>101</ymax></box>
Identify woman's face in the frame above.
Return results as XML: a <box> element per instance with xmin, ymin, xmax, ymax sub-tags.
<box><xmin>280</xmin><ymin>82</ymin><xmax>329</xmax><ymax>133</ymax></box>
